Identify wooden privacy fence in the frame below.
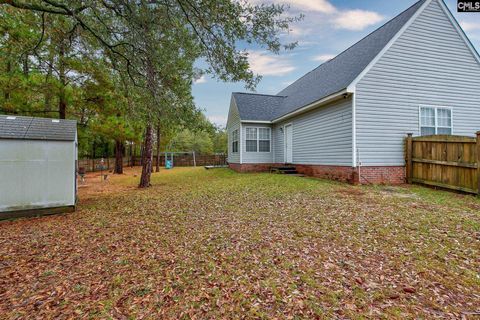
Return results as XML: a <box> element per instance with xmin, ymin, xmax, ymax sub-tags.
<box><xmin>405</xmin><ymin>132</ymin><xmax>480</xmax><ymax>195</ymax></box>
<box><xmin>78</xmin><ymin>154</ymin><xmax>227</xmax><ymax>172</ymax></box>
<box><xmin>78</xmin><ymin>157</ymin><xmax>129</xmax><ymax>172</ymax></box>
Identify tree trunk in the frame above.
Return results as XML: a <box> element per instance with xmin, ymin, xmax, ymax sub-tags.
<box><xmin>23</xmin><ymin>55</ymin><xmax>29</xmax><ymax>76</ymax></box>
<box><xmin>156</xmin><ymin>124</ymin><xmax>161</xmax><ymax>172</ymax></box>
<box><xmin>104</xmin><ymin>142</ymin><xmax>109</xmax><ymax>158</ymax></box>
<box><xmin>4</xmin><ymin>60</ymin><xmax>11</xmax><ymax>102</ymax></box>
<box><xmin>92</xmin><ymin>141</ymin><xmax>96</xmax><ymax>172</ymax></box>
<box><xmin>139</xmin><ymin>124</ymin><xmax>154</xmax><ymax>188</ymax></box>
<box><xmin>44</xmin><ymin>55</ymin><xmax>54</xmax><ymax>113</ymax></box>
<box><xmin>130</xmin><ymin>143</ymin><xmax>135</xmax><ymax>167</ymax></box>
<box><xmin>114</xmin><ymin>139</ymin><xmax>124</xmax><ymax>174</ymax></box>
<box><xmin>59</xmin><ymin>93</ymin><xmax>66</xmax><ymax>119</ymax></box>
<box><xmin>139</xmin><ymin>25</ymin><xmax>158</xmax><ymax>188</ymax></box>
<box><xmin>58</xmin><ymin>41</ymin><xmax>67</xmax><ymax>119</ymax></box>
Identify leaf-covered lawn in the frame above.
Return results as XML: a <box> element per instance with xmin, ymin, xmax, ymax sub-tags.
<box><xmin>1</xmin><ymin>167</ymin><xmax>479</xmax><ymax>319</ymax></box>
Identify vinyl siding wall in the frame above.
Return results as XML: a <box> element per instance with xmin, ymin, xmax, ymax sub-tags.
<box><xmin>355</xmin><ymin>0</ymin><xmax>480</xmax><ymax>166</ymax></box>
<box><xmin>273</xmin><ymin>123</ymin><xmax>284</xmax><ymax>163</ymax></box>
<box><xmin>227</xmin><ymin>99</ymin><xmax>241</xmax><ymax>163</ymax></box>
<box><xmin>273</xmin><ymin>97</ymin><xmax>353</xmax><ymax>166</ymax></box>
<box><xmin>242</xmin><ymin>123</ymin><xmax>274</xmax><ymax>164</ymax></box>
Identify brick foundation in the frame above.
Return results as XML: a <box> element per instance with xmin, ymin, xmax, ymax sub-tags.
<box><xmin>295</xmin><ymin>165</ymin><xmax>356</xmax><ymax>183</ymax></box>
<box><xmin>358</xmin><ymin>166</ymin><xmax>406</xmax><ymax>185</ymax></box>
<box><xmin>228</xmin><ymin>163</ymin><xmax>281</xmax><ymax>173</ymax></box>
<box><xmin>229</xmin><ymin>163</ymin><xmax>406</xmax><ymax>185</ymax></box>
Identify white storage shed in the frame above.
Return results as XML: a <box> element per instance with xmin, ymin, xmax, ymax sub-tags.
<box><xmin>0</xmin><ymin>115</ymin><xmax>77</xmax><ymax>219</ymax></box>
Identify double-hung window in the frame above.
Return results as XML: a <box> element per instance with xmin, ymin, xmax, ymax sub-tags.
<box><xmin>420</xmin><ymin>106</ymin><xmax>452</xmax><ymax>136</ymax></box>
<box><xmin>231</xmin><ymin>129</ymin><xmax>239</xmax><ymax>153</ymax></box>
<box><xmin>258</xmin><ymin>128</ymin><xmax>271</xmax><ymax>152</ymax></box>
<box><xmin>245</xmin><ymin>127</ymin><xmax>271</xmax><ymax>152</ymax></box>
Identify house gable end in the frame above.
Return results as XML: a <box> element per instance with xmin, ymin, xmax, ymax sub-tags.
<box><xmin>347</xmin><ymin>0</ymin><xmax>432</xmax><ymax>92</ymax></box>
<box><xmin>436</xmin><ymin>0</ymin><xmax>480</xmax><ymax>65</ymax></box>
<box><xmin>348</xmin><ymin>0</ymin><xmax>480</xmax><ymax>92</ymax></box>
<box><xmin>227</xmin><ymin>96</ymin><xmax>241</xmax><ymax>128</ymax></box>
<box><xmin>227</xmin><ymin>96</ymin><xmax>241</xmax><ymax>164</ymax></box>
<box><xmin>354</xmin><ymin>0</ymin><xmax>480</xmax><ymax>166</ymax></box>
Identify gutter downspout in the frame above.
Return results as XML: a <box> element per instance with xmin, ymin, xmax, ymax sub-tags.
<box><xmin>239</xmin><ymin>122</ymin><xmax>243</xmax><ymax>164</ymax></box>
<box><xmin>352</xmin><ymin>90</ymin><xmax>357</xmax><ymax>169</ymax></box>
<box><xmin>352</xmin><ymin>90</ymin><xmax>360</xmax><ymax>184</ymax></box>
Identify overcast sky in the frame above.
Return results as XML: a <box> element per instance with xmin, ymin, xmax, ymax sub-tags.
<box><xmin>192</xmin><ymin>0</ymin><xmax>480</xmax><ymax>127</ymax></box>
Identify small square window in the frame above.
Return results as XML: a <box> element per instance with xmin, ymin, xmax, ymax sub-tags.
<box><xmin>420</xmin><ymin>106</ymin><xmax>452</xmax><ymax>136</ymax></box>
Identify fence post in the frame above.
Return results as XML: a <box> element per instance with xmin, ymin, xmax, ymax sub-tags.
<box><xmin>406</xmin><ymin>133</ymin><xmax>413</xmax><ymax>184</ymax></box>
<box><xmin>477</xmin><ymin>131</ymin><xmax>480</xmax><ymax>196</ymax></box>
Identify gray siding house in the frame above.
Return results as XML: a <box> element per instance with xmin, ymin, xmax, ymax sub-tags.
<box><xmin>227</xmin><ymin>0</ymin><xmax>480</xmax><ymax>184</ymax></box>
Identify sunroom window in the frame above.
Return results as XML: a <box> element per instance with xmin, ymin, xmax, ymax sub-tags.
<box><xmin>231</xmin><ymin>129</ymin><xmax>239</xmax><ymax>153</ymax></box>
<box><xmin>258</xmin><ymin>128</ymin><xmax>271</xmax><ymax>152</ymax></box>
<box><xmin>420</xmin><ymin>106</ymin><xmax>452</xmax><ymax>136</ymax></box>
<box><xmin>245</xmin><ymin>127</ymin><xmax>271</xmax><ymax>152</ymax></box>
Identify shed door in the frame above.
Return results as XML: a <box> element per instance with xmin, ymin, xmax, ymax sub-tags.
<box><xmin>284</xmin><ymin>124</ymin><xmax>293</xmax><ymax>163</ymax></box>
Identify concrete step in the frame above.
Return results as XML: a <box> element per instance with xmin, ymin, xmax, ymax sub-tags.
<box><xmin>280</xmin><ymin>171</ymin><xmax>299</xmax><ymax>175</ymax></box>
<box><xmin>270</xmin><ymin>166</ymin><xmax>298</xmax><ymax>175</ymax></box>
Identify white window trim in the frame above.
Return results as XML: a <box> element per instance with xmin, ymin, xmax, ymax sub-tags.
<box><xmin>418</xmin><ymin>105</ymin><xmax>454</xmax><ymax>135</ymax></box>
<box><xmin>245</xmin><ymin>127</ymin><xmax>271</xmax><ymax>153</ymax></box>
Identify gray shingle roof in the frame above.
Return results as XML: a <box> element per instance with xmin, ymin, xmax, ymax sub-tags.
<box><xmin>0</xmin><ymin>115</ymin><xmax>77</xmax><ymax>141</ymax></box>
<box><xmin>233</xmin><ymin>0</ymin><xmax>427</xmax><ymax>122</ymax></box>
<box><xmin>233</xmin><ymin>93</ymin><xmax>286</xmax><ymax>121</ymax></box>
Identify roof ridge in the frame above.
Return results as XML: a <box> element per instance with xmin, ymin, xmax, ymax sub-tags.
<box><xmin>277</xmin><ymin>0</ymin><xmax>427</xmax><ymax>95</ymax></box>
<box><xmin>233</xmin><ymin>92</ymin><xmax>287</xmax><ymax>98</ymax></box>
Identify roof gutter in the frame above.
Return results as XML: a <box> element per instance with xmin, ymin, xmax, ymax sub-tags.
<box><xmin>240</xmin><ymin>120</ymin><xmax>272</xmax><ymax>124</ymax></box>
<box><xmin>271</xmin><ymin>89</ymin><xmax>350</xmax><ymax>123</ymax></box>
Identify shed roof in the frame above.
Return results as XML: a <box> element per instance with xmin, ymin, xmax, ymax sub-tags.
<box><xmin>0</xmin><ymin>115</ymin><xmax>77</xmax><ymax>141</ymax></box>
<box><xmin>233</xmin><ymin>0</ymin><xmax>427</xmax><ymax>122</ymax></box>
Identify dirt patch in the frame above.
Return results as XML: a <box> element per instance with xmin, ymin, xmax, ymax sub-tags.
<box><xmin>77</xmin><ymin>167</ymin><xmax>140</xmax><ymax>202</ymax></box>
<box><xmin>466</xmin><ymin>202</ymin><xmax>480</xmax><ymax>211</ymax></box>
<box><xmin>336</xmin><ymin>188</ymin><xmax>366</xmax><ymax>197</ymax></box>
<box><xmin>379</xmin><ymin>186</ymin><xmax>420</xmax><ymax>199</ymax></box>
